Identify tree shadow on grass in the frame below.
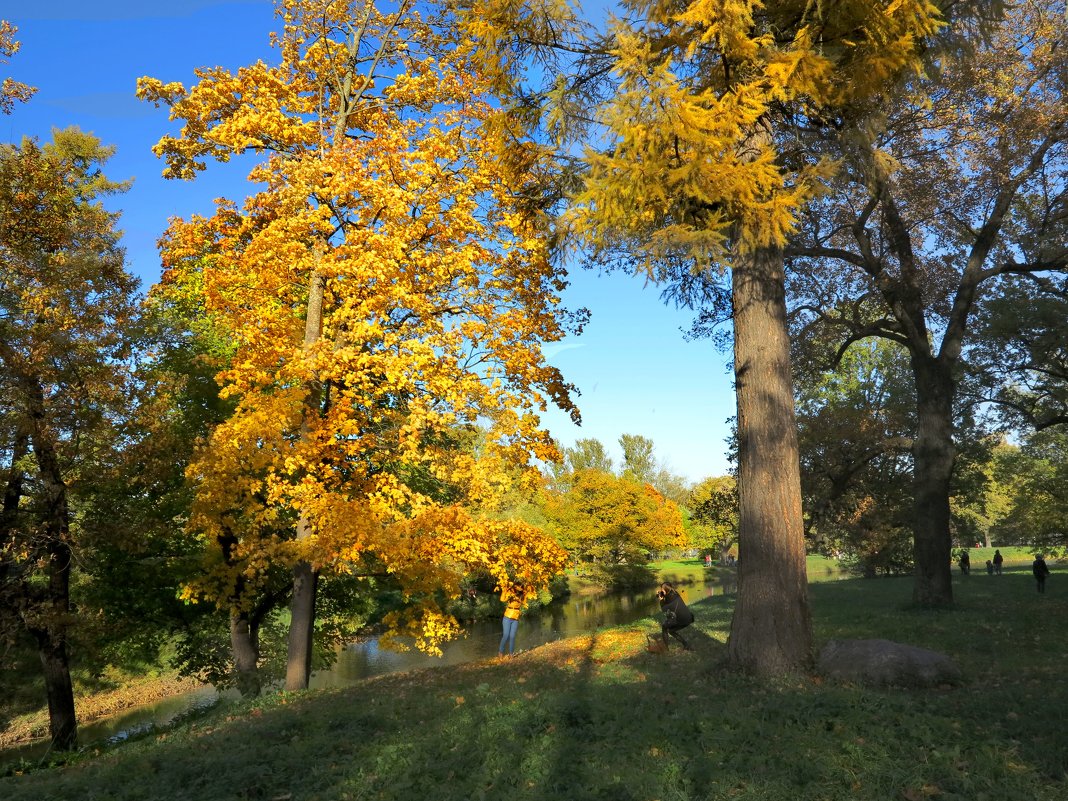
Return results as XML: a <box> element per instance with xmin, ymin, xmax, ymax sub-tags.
<box><xmin>5</xmin><ymin>589</ymin><xmax>1068</xmax><ymax>800</ymax></box>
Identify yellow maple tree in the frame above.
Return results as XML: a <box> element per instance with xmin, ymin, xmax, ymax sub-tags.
<box><xmin>139</xmin><ymin>0</ymin><xmax>577</xmax><ymax>685</ymax></box>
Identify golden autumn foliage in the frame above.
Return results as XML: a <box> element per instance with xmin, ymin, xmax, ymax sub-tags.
<box><xmin>0</xmin><ymin>21</ymin><xmax>35</xmax><ymax>115</ymax></box>
<box><xmin>139</xmin><ymin>0</ymin><xmax>577</xmax><ymax>654</ymax></box>
<box><xmin>542</xmin><ymin>469</ymin><xmax>685</xmax><ymax>565</ymax></box>
<box><xmin>567</xmin><ymin>0</ymin><xmax>946</xmax><ymax>263</ymax></box>
<box><xmin>461</xmin><ymin>0</ymin><xmax>947</xmax><ymax>262</ymax></box>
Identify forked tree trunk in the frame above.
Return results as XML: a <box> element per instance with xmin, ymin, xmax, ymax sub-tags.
<box><xmin>727</xmin><ymin>242</ymin><xmax>812</xmax><ymax>675</ymax></box>
<box><xmin>911</xmin><ymin>354</ymin><xmax>956</xmax><ymax>606</ymax></box>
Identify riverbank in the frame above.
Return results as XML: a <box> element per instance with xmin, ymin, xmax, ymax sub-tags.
<box><xmin>1</xmin><ymin>560</ymin><xmax>722</xmax><ymax>751</ymax></box>
<box><xmin>0</xmin><ymin>674</ymin><xmax>205</xmax><ymax>749</ymax></box>
<box><xmin>4</xmin><ymin>566</ymin><xmax>1066</xmax><ymax>800</ymax></box>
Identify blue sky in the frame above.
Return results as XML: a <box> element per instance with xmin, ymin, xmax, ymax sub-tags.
<box><xmin>0</xmin><ymin>0</ymin><xmax>736</xmax><ymax>483</ymax></box>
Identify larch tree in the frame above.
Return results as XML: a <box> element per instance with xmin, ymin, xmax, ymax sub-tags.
<box><xmin>138</xmin><ymin>0</ymin><xmax>577</xmax><ymax>690</ymax></box>
<box><xmin>0</xmin><ymin>129</ymin><xmax>139</xmax><ymax>751</ymax></box>
<box><xmin>462</xmin><ymin>0</ymin><xmax>950</xmax><ymax>674</ymax></box>
<box><xmin>786</xmin><ymin>0</ymin><xmax>1067</xmax><ymax>604</ymax></box>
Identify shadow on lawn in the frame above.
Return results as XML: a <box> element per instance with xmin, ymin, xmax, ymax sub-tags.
<box><xmin>4</xmin><ymin>584</ymin><xmax>1068</xmax><ymax>801</ymax></box>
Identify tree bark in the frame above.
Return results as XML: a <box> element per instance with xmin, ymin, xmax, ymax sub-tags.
<box><xmin>26</xmin><ymin>379</ymin><xmax>78</xmax><ymax>750</ymax></box>
<box><xmin>727</xmin><ymin>243</ymin><xmax>812</xmax><ymax>674</ymax></box>
<box><xmin>36</xmin><ymin>621</ymin><xmax>77</xmax><ymax>751</ymax></box>
<box><xmin>230</xmin><ymin>611</ymin><xmax>262</xmax><ymax>697</ymax></box>
<box><xmin>285</xmin><ymin>558</ymin><xmax>318</xmax><ymax>690</ymax></box>
<box><xmin>285</xmin><ymin>267</ymin><xmax>325</xmax><ymax>691</ymax></box>
<box><xmin>910</xmin><ymin>353</ymin><xmax>955</xmax><ymax>606</ymax></box>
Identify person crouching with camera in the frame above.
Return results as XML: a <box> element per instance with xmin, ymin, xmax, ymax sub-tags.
<box><xmin>657</xmin><ymin>582</ymin><xmax>694</xmax><ymax>651</ymax></box>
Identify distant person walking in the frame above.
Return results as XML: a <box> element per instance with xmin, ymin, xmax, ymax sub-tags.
<box><xmin>1032</xmin><ymin>556</ymin><xmax>1051</xmax><ymax>594</ymax></box>
<box><xmin>993</xmin><ymin>549</ymin><xmax>1004</xmax><ymax>576</ymax></box>
<box><xmin>498</xmin><ymin>586</ymin><xmax>525</xmax><ymax>657</ymax></box>
<box><xmin>657</xmin><ymin>582</ymin><xmax>694</xmax><ymax>651</ymax></box>
<box><xmin>958</xmin><ymin>549</ymin><xmax>970</xmax><ymax>575</ymax></box>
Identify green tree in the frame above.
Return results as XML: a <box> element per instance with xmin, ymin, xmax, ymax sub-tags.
<box><xmin>0</xmin><ymin>129</ymin><xmax>139</xmax><ymax>750</ymax></box>
<box><xmin>687</xmin><ymin>475</ymin><xmax>738</xmax><ymax>558</ymax></box>
<box><xmin>793</xmin><ymin>340</ymin><xmax>915</xmax><ymax>574</ymax></box>
<box><xmin>990</xmin><ymin>429</ymin><xmax>1068</xmax><ymax>551</ymax></box>
<box><xmin>564</xmin><ymin>437</ymin><xmax>614</xmax><ymax>474</ymax></box>
<box><xmin>786</xmin><ymin>0</ymin><xmax>1067</xmax><ymax>605</ymax></box>
<box><xmin>619</xmin><ymin>433</ymin><xmax>656</xmax><ymax>484</ymax></box>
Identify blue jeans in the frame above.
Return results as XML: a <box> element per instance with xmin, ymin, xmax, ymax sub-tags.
<box><xmin>499</xmin><ymin>616</ymin><xmax>518</xmax><ymax>655</ymax></box>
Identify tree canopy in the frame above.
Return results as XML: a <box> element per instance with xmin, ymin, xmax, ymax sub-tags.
<box><xmin>138</xmin><ymin>0</ymin><xmax>577</xmax><ymax>680</ymax></box>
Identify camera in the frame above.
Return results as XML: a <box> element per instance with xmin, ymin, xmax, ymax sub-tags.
<box><xmin>656</xmin><ymin>589</ymin><xmax>666</xmax><ymax>600</ymax></box>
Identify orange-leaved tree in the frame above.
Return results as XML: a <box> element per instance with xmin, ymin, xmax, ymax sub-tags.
<box><xmin>138</xmin><ymin>0</ymin><xmax>578</xmax><ymax>689</ymax></box>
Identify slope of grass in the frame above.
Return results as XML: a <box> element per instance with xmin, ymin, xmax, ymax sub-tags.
<box><xmin>3</xmin><ymin>567</ymin><xmax>1066</xmax><ymax>801</ymax></box>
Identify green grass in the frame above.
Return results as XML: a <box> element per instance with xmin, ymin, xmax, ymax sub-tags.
<box><xmin>4</xmin><ymin>566</ymin><xmax>1067</xmax><ymax>801</ymax></box>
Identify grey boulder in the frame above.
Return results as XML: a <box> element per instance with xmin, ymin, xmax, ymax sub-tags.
<box><xmin>817</xmin><ymin>638</ymin><xmax>961</xmax><ymax>688</ymax></box>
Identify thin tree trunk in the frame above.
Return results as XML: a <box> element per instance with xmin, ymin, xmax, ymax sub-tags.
<box><xmin>911</xmin><ymin>354</ymin><xmax>955</xmax><ymax>606</ymax></box>
<box><xmin>0</xmin><ymin>428</ymin><xmax>28</xmax><ymax>593</ymax></box>
<box><xmin>230</xmin><ymin>611</ymin><xmax>262</xmax><ymax>697</ymax></box>
<box><xmin>285</xmin><ymin>267</ymin><xmax>326</xmax><ymax>691</ymax></box>
<box><xmin>26</xmin><ymin>379</ymin><xmax>77</xmax><ymax>750</ymax></box>
<box><xmin>727</xmin><ymin>242</ymin><xmax>812</xmax><ymax>674</ymax></box>
<box><xmin>36</xmin><ymin>619</ymin><xmax>77</xmax><ymax>751</ymax></box>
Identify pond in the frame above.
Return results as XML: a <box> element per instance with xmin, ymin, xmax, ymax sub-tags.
<box><xmin>5</xmin><ymin>568</ymin><xmax>746</xmax><ymax>764</ymax></box>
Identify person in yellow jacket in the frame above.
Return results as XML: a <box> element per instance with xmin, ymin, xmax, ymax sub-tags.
<box><xmin>498</xmin><ymin>586</ymin><xmax>525</xmax><ymax>657</ymax></box>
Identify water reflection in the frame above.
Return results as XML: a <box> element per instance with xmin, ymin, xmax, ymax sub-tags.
<box><xmin>311</xmin><ymin>573</ymin><xmax>737</xmax><ymax>687</ymax></box>
<box><xmin>3</xmin><ymin>570</ymin><xmax>746</xmax><ymax>763</ymax></box>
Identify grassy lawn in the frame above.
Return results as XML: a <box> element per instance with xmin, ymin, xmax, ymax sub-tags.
<box><xmin>4</xmin><ymin>564</ymin><xmax>1066</xmax><ymax>801</ymax></box>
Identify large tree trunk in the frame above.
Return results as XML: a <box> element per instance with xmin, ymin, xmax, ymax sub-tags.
<box><xmin>727</xmin><ymin>243</ymin><xmax>812</xmax><ymax>674</ymax></box>
<box><xmin>911</xmin><ymin>354</ymin><xmax>956</xmax><ymax>606</ymax></box>
<box><xmin>285</xmin><ymin>268</ymin><xmax>326</xmax><ymax>691</ymax></box>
